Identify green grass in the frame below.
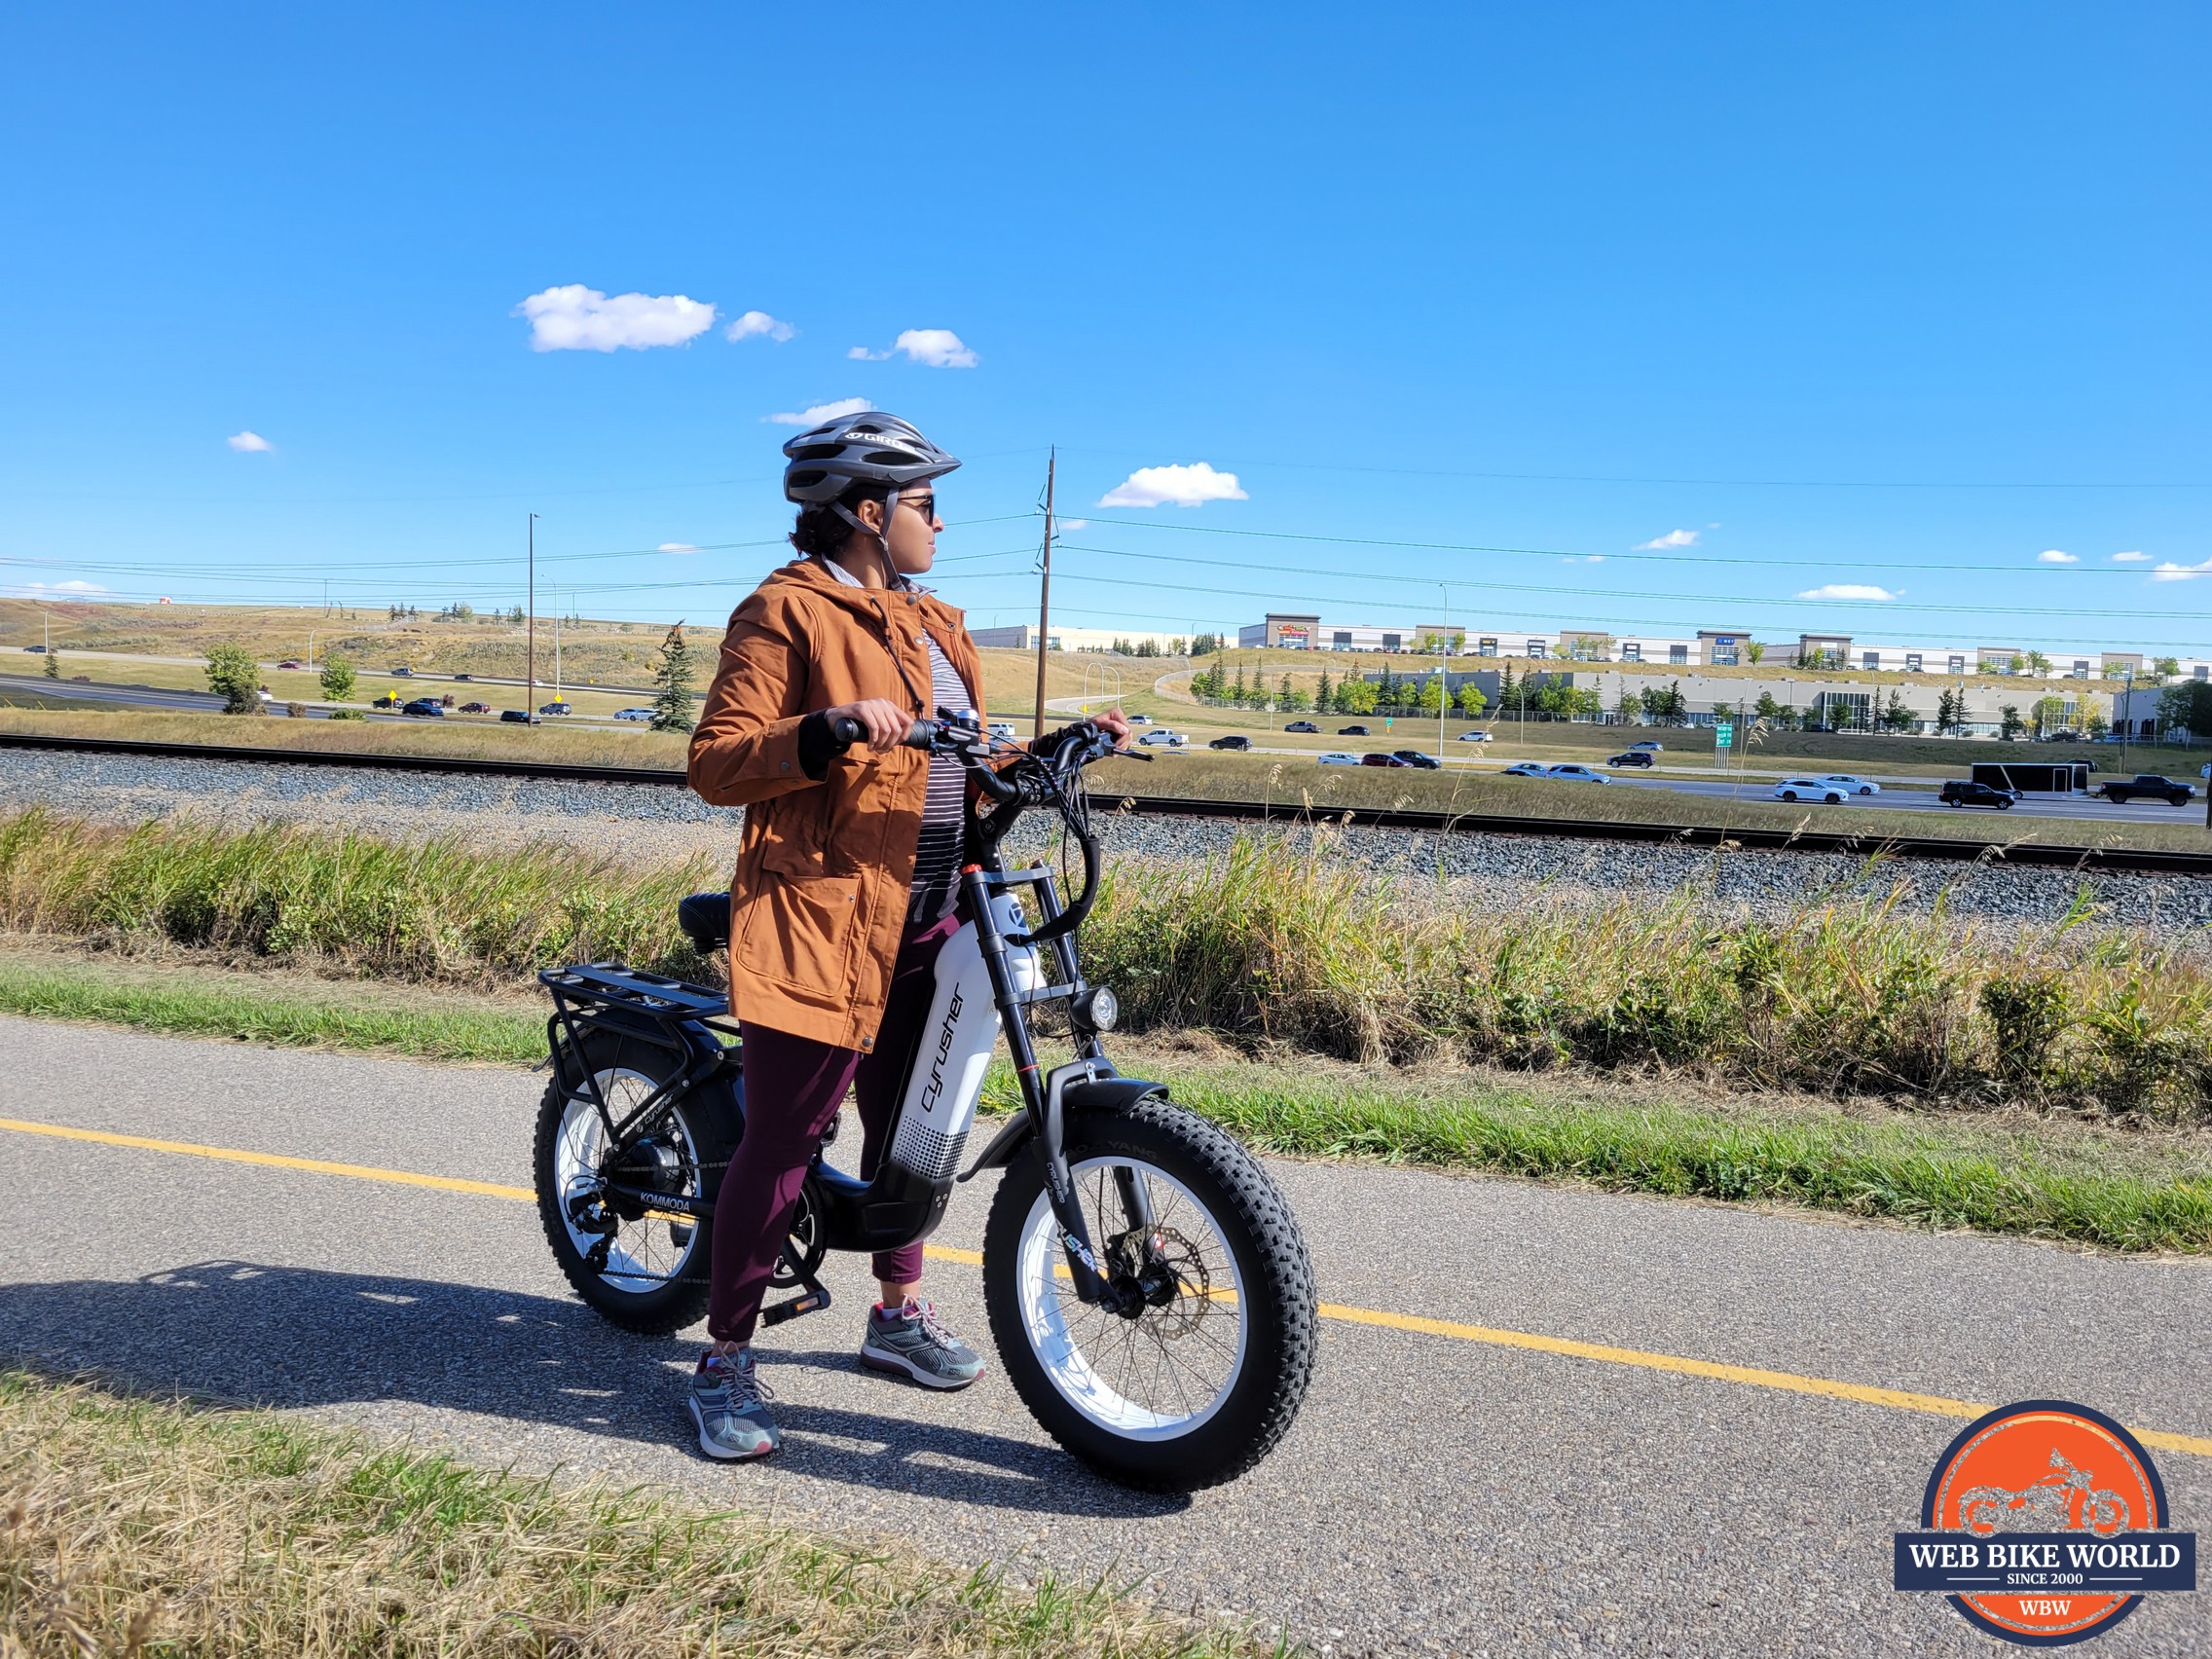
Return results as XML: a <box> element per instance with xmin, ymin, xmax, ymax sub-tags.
<box><xmin>0</xmin><ymin>1369</ymin><xmax>1267</xmax><ymax>1658</ymax></box>
<box><xmin>0</xmin><ymin>952</ymin><xmax>545</xmax><ymax>1063</ymax></box>
<box><xmin>985</xmin><ymin>1058</ymin><xmax>2211</xmax><ymax>1255</ymax></box>
<box><xmin>4</xmin><ymin>946</ymin><xmax>2203</xmax><ymax>1252</ymax></box>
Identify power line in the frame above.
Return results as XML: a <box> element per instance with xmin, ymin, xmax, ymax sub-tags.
<box><xmin>1070</xmin><ymin>513</ymin><xmax>2189</xmax><ymax>576</ymax></box>
<box><xmin>1050</xmin><ymin>542</ymin><xmax>2212</xmax><ymax>624</ymax></box>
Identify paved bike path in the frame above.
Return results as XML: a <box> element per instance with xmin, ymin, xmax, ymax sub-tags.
<box><xmin>1</xmin><ymin>1018</ymin><xmax>2204</xmax><ymax>1657</ymax></box>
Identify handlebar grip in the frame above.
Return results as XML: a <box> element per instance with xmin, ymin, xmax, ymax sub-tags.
<box><xmin>829</xmin><ymin>716</ymin><xmax>866</xmax><ymax>749</ymax></box>
<box><xmin>902</xmin><ymin>719</ymin><xmax>940</xmax><ymax>749</ymax></box>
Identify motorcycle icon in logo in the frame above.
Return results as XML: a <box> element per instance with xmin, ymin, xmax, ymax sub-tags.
<box><xmin>1960</xmin><ymin>1450</ymin><xmax>2132</xmax><ymax>1538</ymax></box>
<box><xmin>1893</xmin><ymin>1400</ymin><xmax>2196</xmax><ymax>1646</ymax></box>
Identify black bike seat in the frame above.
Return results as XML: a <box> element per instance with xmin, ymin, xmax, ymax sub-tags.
<box><xmin>676</xmin><ymin>891</ymin><xmax>732</xmax><ymax>953</ymax></box>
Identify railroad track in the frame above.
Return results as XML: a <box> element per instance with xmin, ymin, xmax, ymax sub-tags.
<box><xmin>5</xmin><ymin>728</ymin><xmax>2209</xmax><ymax>876</ymax></box>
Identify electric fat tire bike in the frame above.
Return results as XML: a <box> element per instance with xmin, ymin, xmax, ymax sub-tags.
<box><xmin>532</xmin><ymin>713</ymin><xmax>1317</xmax><ymax>1492</ymax></box>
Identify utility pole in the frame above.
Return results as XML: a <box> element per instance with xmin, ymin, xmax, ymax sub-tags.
<box><xmin>527</xmin><ymin>513</ymin><xmax>538</xmax><ymax>726</ymax></box>
<box><xmin>1031</xmin><ymin>449</ymin><xmax>1056</xmax><ymax>741</ymax></box>
<box><xmin>1437</xmin><ymin>584</ymin><xmax>1451</xmax><ymax>759</ymax></box>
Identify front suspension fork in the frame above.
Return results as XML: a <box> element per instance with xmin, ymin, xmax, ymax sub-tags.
<box><xmin>962</xmin><ymin>866</ymin><xmax>1129</xmax><ymax>1309</ymax></box>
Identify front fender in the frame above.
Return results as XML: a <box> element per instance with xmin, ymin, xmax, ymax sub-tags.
<box><xmin>956</xmin><ymin>1065</ymin><xmax>1166</xmax><ymax>1180</ymax></box>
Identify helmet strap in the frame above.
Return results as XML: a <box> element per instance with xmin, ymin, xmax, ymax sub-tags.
<box><xmin>830</xmin><ymin>496</ymin><xmax>901</xmax><ymax>587</ymax></box>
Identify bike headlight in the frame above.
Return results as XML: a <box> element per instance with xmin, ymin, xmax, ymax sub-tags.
<box><xmin>1074</xmin><ymin>984</ymin><xmax>1119</xmax><ymax>1032</ymax></box>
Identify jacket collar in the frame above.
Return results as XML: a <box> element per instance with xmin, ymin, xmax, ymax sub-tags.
<box><xmin>763</xmin><ymin>555</ymin><xmax>965</xmax><ymax>632</ymax></box>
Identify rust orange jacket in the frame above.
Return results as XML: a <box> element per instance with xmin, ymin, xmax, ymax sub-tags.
<box><xmin>686</xmin><ymin>556</ymin><xmax>986</xmax><ymax>1051</ymax></box>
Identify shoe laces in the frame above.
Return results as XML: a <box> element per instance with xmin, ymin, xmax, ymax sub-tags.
<box><xmin>903</xmin><ymin>1297</ymin><xmax>962</xmax><ymax>1349</ymax></box>
<box><xmin>703</xmin><ymin>1350</ymin><xmax>774</xmax><ymax>1411</ymax></box>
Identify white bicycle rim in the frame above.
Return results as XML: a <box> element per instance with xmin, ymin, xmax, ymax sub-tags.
<box><xmin>555</xmin><ymin>1067</ymin><xmax>704</xmax><ymax>1291</ymax></box>
<box><xmin>1014</xmin><ymin>1155</ymin><xmax>1249</xmax><ymax>1440</ymax></box>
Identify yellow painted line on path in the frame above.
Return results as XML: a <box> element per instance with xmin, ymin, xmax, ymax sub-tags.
<box><xmin>7</xmin><ymin>1114</ymin><xmax>2208</xmax><ymax>1460</ymax></box>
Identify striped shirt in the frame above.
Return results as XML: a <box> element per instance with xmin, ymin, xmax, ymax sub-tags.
<box><xmin>910</xmin><ymin>631</ymin><xmax>970</xmax><ymax>923</ymax></box>
<box><xmin>817</xmin><ymin>555</ymin><xmax>970</xmax><ymax>924</ymax></box>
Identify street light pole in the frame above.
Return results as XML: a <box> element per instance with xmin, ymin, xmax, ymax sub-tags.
<box><xmin>526</xmin><ymin>513</ymin><xmax>538</xmax><ymax>726</ymax></box>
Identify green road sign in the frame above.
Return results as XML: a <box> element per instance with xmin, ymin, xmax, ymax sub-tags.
<box><xmin>1715</xmin><ymin>723</ymin><xmax>1734</xmax><ymax>748</ymax></box>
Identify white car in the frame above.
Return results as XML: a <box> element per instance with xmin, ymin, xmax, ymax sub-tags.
<box><xmin>1628</xmin><ymin>741</ymin><xmax>1663</xmax><ymax>753</ymax></box>
<box><xmin>1317</xmin><ymin>752</ymin><xmax>1360</xmax><ymax>765</ymax></box>
<box><xmin>1127</xmin><ymin>712</ymin><xmax>1154</xmax><ymax>724</ymax></box>
<box><xmin>987</xmin><ymin>720</ymin><xmax>1016</xmax><ymax>740</ymax></box>
<box><xmin>1137</xmin><ymin>729</ymin><xmax>1187</xmax><ymax>748</ymax></box>
<box><xmin>1817</xmin><ymin>774</ymin><xmax>1880</xmax><ymax>795</ymax></box>
<box><xmin>1456</xmin><ymin>729</ymin><xmax>1493</xmax><ymax>742</ymax></box>
<box><xmin>1545</xmin><ymin>763</ymin><xmax>1611</xmax><ymax>784</ymax></box>
<box><xmin>613</xmin><ymin>707</ymin><xmax>655</xmax><ymax>722</ymax></box>
<box><xmin>1774</xmin><ymin>778</ymin><xmax>1849</xmax><ymax>804</ymax></box>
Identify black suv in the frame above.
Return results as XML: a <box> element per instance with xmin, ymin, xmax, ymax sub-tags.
<box><xmin>1208</xmin><ymin>734</ymin><xmax>1252</xmax><ymax>751</ymax></box>
<box><xmin>1605</xmin><ymin>750</ymin><xmax>1656</xmax><ymax>768</ymax></box>
<box><xmin>2101</xmin><ymin>774</ymin><xmax>2194</xmax><ymax>806</ymax></box>
<box><xmin>1338</xmin><ymin>724</ymin><xmax>1370</xmax><ymax>736</ymax></box>
<box><xmin>401</xmin><ymin>697</ymin><xmax>446</xmax><ymax>718</ymax></box>
<box><xmin>1938</xmin><ymin>780</ymin><xmax>2015</xmax><ymax>810</ymax></box>
<box><xmin>1391</xmin><ymin>750</ymin><xmax>1440</xmax><ymax>769</ymax></box>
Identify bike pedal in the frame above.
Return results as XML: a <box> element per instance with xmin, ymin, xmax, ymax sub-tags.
<box><xmin>759</xmin><ymin>1283</ymin><xmax>833</xmax><ymax>1327</ymax></box>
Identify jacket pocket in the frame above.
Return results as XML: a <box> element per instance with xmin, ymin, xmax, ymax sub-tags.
<box><xmin>734</xmin><ymin>868</ymin><xmax>864</xmax><ymax>994</ymax></box>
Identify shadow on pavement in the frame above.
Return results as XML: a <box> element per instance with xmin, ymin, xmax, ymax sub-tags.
<box><xmin>0</xmin><ymin>1259</ymin><xmax>1189</xmax><ymax>1519</ymax></box>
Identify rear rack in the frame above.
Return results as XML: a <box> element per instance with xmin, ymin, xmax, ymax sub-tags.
<box><xmin>539</xmin><ymin>962</ymin><xmax>728</xmax><ymax>1019</ymax></box>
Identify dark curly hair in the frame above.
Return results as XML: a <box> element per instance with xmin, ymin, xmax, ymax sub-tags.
<box><xmin>789</xmin><ymin>481</ymin><xmax>890</xmax><ymax>558</ymax></box>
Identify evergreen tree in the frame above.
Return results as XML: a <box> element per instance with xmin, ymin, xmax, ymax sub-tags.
<box><xmin>1316</xmin><ymin>669</ymin><xmax>1333</xmax><ymax>710</ymax></box>
<box><xmin>1231</xmin><ymin>664</ymin><xmax>1247</xmax><ymax>706</ymax></box>
<box><xmin>650</xmin><ymin>623</ymin><xmax>698</xmax><ymax>732</ymax></box>
<box><xmin>43</xmin><ymin>646</ymin><xmax>59</xmax><ymax>681</ymax></box>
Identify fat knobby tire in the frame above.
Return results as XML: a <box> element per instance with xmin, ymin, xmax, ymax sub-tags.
<box><xmin>981</xmin><ymin>1095</ymin><xmax>1318</xmax><ymax>1492</ymax></box>
<box><xmin>533</xmin><ymin>1031</ymin><xmax>732</xmax><ymax>1336</ymax></box>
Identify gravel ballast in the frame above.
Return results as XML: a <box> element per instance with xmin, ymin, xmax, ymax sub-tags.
<box><xmin>5</xmin><ymin>746</ymin><xmax>2208</xmax><ymax>938</ymax></box>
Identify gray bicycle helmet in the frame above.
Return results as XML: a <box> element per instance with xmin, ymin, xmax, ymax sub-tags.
<box><xmin>782</xmin><ymin>410</ymin><xmax>960</xmax><ymax>503</ymax></box>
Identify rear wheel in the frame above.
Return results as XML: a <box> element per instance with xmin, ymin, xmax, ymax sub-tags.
<box><xmin>981</xmin><ymin>1097</ymin><xmax>1316</xmax><ymax>1492</ymax></box>
<box><xmin>535</xmin><ymin>1031</ymin><xmax>733</xmax><ymax>1335</ymax></box>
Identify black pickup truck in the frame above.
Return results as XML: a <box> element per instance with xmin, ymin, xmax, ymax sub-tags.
<box><xmin>2099</xmin><ymin>774</ymin><xmax>2195</xmax><ymax>806</ymax></box>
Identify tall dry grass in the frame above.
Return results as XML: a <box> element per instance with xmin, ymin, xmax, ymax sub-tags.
<box><xmin>1082</xmin><ymin>831</ymin><xmax>2212</xmax><ymax>1122</ymax></box>
<box><xmin>3</xmin><ymin>807</ymin><xmax>2205</xmax><ymax>1119</ymax></box>
<box><xmin>0</xmin><ymin>809</ymin><xmax>715</xmax><ymax>984</ymax></box>
<box><xmin>0</xmin><ymin>1371</ymin><xmax>1256</xmax><ymax>1658</ymax></box>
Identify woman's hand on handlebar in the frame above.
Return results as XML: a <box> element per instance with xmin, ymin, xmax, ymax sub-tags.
<box><xmin>1091</xmin><ymin>709</ymin><xmax>1132</xmax><ymax>749</ymax></box>
<box><xmin>822</xmin><ymin>698</ymin><xmax>913</xmax><ymax>752</ymax></box>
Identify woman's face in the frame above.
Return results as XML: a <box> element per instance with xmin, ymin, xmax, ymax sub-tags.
<box><xmin>872</xmin><ymin>487</ymin><xmax>942</xmax><ymax>576</ymax></box>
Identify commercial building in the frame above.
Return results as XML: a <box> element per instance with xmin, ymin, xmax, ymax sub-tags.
<box><xmin>971</xmin><ymin>623</ymin><xmax>1193</xmax><ymax>653</ymax></box>
<box><xmin>1235</xmin><ymin>612</ymin><xmax>2209</xmax><ymax>682</ymax></box>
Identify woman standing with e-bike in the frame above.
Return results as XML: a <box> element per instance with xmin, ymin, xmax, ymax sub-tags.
<box><xmin>682</xmin><ymin>412</ymin><xmax>1125</xmax><ymax>1459</ymax></box>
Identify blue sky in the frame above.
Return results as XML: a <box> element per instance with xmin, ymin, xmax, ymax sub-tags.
<box><xmin>2</xmin><ymin>2</ymin><xmax>2207</xmax><ymax>653</ymax></box>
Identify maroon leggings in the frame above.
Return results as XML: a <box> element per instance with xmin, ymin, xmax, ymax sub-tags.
<box><xmin>707</xmin><ymin>913</ymin><xmax>958</xmax><ymax>1346</ymax></box>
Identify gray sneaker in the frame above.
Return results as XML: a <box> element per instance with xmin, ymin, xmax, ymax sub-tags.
<box><xmin>687</xmin><ymin>1347</ymin><xmax>779</xmax><ymax>1459</ymax></box>
<box><xmin>861</xmin><ymin>1298</ymin><xmax>985</xmax><ymax>1389</ymax></box>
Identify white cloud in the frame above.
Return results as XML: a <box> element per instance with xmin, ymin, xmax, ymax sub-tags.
<box><xmin>1795</xmin><ymin>583</ymin><xmax>1900</xmax><ymax>602</ymax></box>
<box><xmin>765</xmin><ymin>396</ymin><xmax>870</xmax><ymax>427</ymax></box>
<box><xmin>849</xmin><ymin>328</ymin><xmax>979</xmax><ymax>368</ymax></box>
<box><xmin>657</xmin><ymin>542</ymin><xmax>700</xmax><ymax>554</ymax></box>
<box><xmin>1560</xmin><ymin>554</ymin><xmax>1606</xmax><ymax>564</ymax></box>
<box><xmin>2036</xmin><ymin>548</ymin><xmax>2078</xmax><ymax>564</ymax></box>
<box><xmin>725</xmin><ymin>310</ymin><xmax>794</xmax><ymax>343</ymax></box>
<box><xmin>4</xmin><ymin>578</ymin><xmax>109</xmax><ymax>597</ymax></box>
<box><xmin>2112</xmin><ymin>550</ymin><xmax>2151</xmax><ymax>563</ymax></box>
<box><xmin>1633</xmin><ymin>529</ymin><xmax>1697</xmax><ymax>550</ymax></box>
<box><xmin>515</xmin><ymin>284</ymin><xmax>716</xmax><ymax>351</ymax></box>
<box><xmin>226</xmin><ymin>430</ymin><xmax>272</xmax><ymax>453</ymax></box>
<box><xmin>1098</xmin><ymin>462</ymin><xmax>1248</xmax><ymax>509</ymax></box>
<box><xmin>1057</xmin><ymin>518</ymin><xmax>1088</xmax><ymax>534</ymax></box>
<box><xmin>2150</xmin><ymin>559</ymin><xmax>2212</xmax><ymax>583</ymax></box>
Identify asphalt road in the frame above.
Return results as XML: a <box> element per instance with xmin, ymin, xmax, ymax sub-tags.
<box><xmin>1</xmin><ymin>1018</ymin><xmax>2205</xmax><ymax>1656</ymax></box>
<box><xmin>0</xmin><ymin>671</ymin><xmax>233</xmax><ymax>713</ymax></box>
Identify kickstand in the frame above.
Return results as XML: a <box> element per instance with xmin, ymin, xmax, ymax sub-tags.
<box><xmin>759</xmin><ymin>1256</ymin><xmax>833</xmax><ymax>1328</ymax></box>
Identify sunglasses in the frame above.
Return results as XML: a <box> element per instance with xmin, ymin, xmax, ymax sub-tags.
<box><xmin>899</xmin><ymin>494</ymin><xmax>938</xmax><ymax>523</ymax></box>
